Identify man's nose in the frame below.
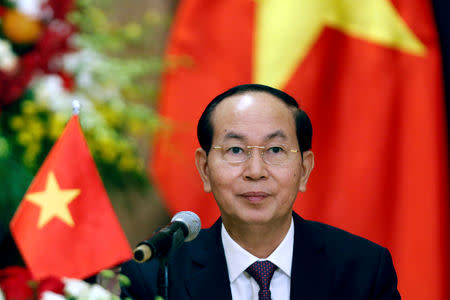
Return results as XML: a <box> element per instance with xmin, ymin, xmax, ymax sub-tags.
<box><xmin>243</xmin><ymin>150</ymin><xmax>268</xmax><ymax>180</ymax></box>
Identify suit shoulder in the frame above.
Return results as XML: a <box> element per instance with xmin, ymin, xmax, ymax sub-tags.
<box><xmin>296</xmin><ymin>219</ymin><xmax>400</xmax><ymax>298</ymax></box>
<box><xmin>302</xmin><ymin>219</ymin><xmax>387</xmax><ymax>259</ymax></box>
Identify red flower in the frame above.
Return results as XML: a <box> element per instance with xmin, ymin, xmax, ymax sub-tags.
<box><xmin>0</xmin><ymin>267</ymin><xmax>33</xmax><ymax>300</ymax></box>
<box><xmin>0</xmin><ymin>54</ymin><xmax>36</xmax><ymax>107</ymax></box>
<box><xmin>37</xmin><ymin>277</ymin><xmax>64</xmax><ymax>297</ymax></box>
<box><xmin>0</xmin><ymin>18</ymin><xmax>77</xmax><ymax>108</ymax></box>
<box><xmin>36</xmin><ymin>20</ymin><xmax>76</xmax><ymax>73</ymax></box>
<box><xmin>0</xmin><ymin>6</ymin><xmax>6</xmax><ymax>17</ymax></box>
<box><xmin>0</xmin><ymin>267</ymin><xmax>66</xmax><ymax>300</ymax></box>
<box><xmin>57</xmin><ymin>71</ymin><xmax>76</xmax><ymax>91</ymax></box>
<box><xmin>45</xmin><ymin>0</ymin><xmax>75</xmax><ymax>20</ymax></box>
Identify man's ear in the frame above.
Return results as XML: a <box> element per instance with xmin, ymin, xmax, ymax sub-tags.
<box><xmin>195</xmin><ymin>148</ymin><xmax>212</xmax><ymax>192</ymax></box>
<box><xmin>298</xmin><ymin>150</ymin><xmax>314</xmax><ymax>192</ymax></box>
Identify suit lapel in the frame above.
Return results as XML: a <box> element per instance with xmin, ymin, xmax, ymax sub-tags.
<box><xmin>290</xmin><ymin>213</ymin><xmax>333</xmax><ymax>300</ymax></box>
<box><xmin>185</xmin><ymin>219</ymin><xmax>232</xmax><ymax>300</ymax></box>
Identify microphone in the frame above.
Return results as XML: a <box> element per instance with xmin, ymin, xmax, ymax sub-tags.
<box><xmin>133</xmin><ymin>211</ymin><xmax>201</xmax><ymax>263</ymax></box>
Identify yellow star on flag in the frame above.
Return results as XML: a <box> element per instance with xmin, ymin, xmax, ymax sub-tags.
<box><xmin>26</xmin><ymin>172</ymin><xmax>80</xmax><ymax>228</ymax></box>
<box><xmin>254</xmin><ymin>0</ymin><xmax>426</xmax><ymax>88</ymax></box>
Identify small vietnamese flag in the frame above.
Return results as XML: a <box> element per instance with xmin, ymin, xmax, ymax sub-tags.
<box><xmin>10</xmin><ymin>105</ymin><xmax>132</xmax><ymax>280</ymax></box>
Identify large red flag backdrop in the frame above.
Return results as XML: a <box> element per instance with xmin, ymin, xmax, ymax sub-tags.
<box><xmin>10</xmin><ymin>115</ymin><xmax>132</xmax><ymax>279</ymax></box>
<box><xmin>151</xmin><ymin>0</ymin><xmax>448</xmax><ymax>299</ymax></box>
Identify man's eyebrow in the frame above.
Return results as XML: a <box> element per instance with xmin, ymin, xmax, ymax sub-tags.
<box><xmin>223</xmin><ymin>131</ymin><xmax>246</xmax><ymax>140</ymax></box>
<box><xmin>222</xmin><ymin>130</ymin><xmax>287</xmax><ymax>141</ymax></box>
<box><xmin>265</xmin><ymin>130</ymin><xmax>287</xmax><ymax>141</ymax></box>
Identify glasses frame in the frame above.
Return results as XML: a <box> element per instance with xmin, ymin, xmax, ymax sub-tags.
<box><xmin>211</xmin><ymin>144</ymin><xmax>300</xmax><ymax>165</ymax></box>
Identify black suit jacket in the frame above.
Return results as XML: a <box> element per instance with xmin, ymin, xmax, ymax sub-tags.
<box><xmin>121</xmin><ymin>213</ymin><xmax>400</xmax><ymax>299</ymax></box>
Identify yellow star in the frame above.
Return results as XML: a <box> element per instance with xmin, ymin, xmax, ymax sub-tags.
<box><xmin>26</xmin><ymin>172</ymin><xmax>80</xmax><ymax>228</ymax></box>
<box><xmin>254</xmin><ymin>0</ymin><xmax>426</xmax><ymax>88</ymax></box>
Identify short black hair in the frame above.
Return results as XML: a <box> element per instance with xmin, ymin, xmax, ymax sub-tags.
<box><xmin>197</xmin><ymin>84</ymin><xmax>312</xmax><ymax>154</ymax></box>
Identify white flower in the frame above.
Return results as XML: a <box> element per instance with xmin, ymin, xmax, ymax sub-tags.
<box><xmin>63</xmin><ymin>49</ymin><xmax>103</xmax><ymax>90</ymax></box>
<box><xmin>63</xmin><ymin>49</ymin><xmax>101</xmax><ymax>75</ymax></box>
<box><xmin>33</xmin><ymin>75</ymin><xmax>72</xmax><ymax>112</ymax></box>
<box><xmin>32</xmin><ymin>74</ymin><xmax>96</xmax><ymax>115</ymax></box>
<box><xmin>31</xmin><ymin>73</ymin><xmax>108</xmax><ymax>130</ymax></box>
<box><xmin>63</xmin><ymin>279</ymin><xmax>115</xmax><ymax>300</ymax></box>
<box><xmin>40</xmin><ymin>291</ymin><xmax>66</xmax><ymax>300</ymax></box>
<box><xmin>0</xmin><ymin>39</ymin><xmax>18</xmax><ymax>72</ymax></box>
<box><xmin>0</xmin><ymin>287</ymin><xmax>5</xmax><ymax>300</ymax></box>
<box><xmin>62</xmin><ymin>48</ymin><xmax>124</xmax><ymax>102</ymax></box>
<box><xmin>14</xmin><ymin>0</ymin><xmax>48</xmax><ymax>18</ymax></box>
<box><xmin>83</xmin><ymin>284</ymin><xmax>114</xmax><ymax>300</ymax></box>
<box><xmin>62</xmin><ymin>277</ymin><xmax>90</xmax><ymax>297</ymax></box>
<box><xmin>77</xmin><ymin>71</ymin><xmax>94</xmax><ymax>89</ymax></box>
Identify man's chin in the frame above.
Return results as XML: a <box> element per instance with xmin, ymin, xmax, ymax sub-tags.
<box><xmin>237</xmin><ymin>211</ymin><xmax>279</xmax><ymax>226</ymax></box>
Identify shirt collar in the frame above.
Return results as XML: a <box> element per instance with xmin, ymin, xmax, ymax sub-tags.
<box><xmin>221</xmin><ymin>217</ymin><xmax>294</xmax><ymax>283</ymax></box>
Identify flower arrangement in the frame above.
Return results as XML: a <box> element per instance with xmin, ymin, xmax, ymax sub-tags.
<box><xmin>0</xmin><ymin>266</ymin><xmax>130</xmax><ymax>300</ymax></box>
<box><xmin>0</xmin><ymin>0</ymin><xmax>164</xmax><ymax>229</ymax></box>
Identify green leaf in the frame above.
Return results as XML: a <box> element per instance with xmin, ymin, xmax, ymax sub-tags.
<box><xmin>118</xmin><ymin>274</ymin><xmax>131</xmax><ymax>287</ymax></box>
<box><xmin>100</xmin><ymin>269</ymin><xmax>115</xmax><ymax>279</ymax></box>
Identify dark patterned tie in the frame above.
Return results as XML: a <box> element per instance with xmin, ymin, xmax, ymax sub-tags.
<box><xmin>246</xmin><ymin>261</ymin><xmax>278</xmax><ymax>300</ymax></box>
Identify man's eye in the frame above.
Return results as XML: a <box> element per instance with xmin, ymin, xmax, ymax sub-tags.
<box><xmin>268</xmin><ymin>146</ymin><xmax>285</xmax><ymax>154</ymax></box>
<box><xmin>227</xmin><ymin>147</ymin><xmax>244</xmax><ymax>154</ymax></box>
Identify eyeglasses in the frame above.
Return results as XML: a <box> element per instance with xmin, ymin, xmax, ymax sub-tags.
<box><xmin>211</xmin><ymin>143</ymin><xmax>300</xmax><ymax>165</ymax></box>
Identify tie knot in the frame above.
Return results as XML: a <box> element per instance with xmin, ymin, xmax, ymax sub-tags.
<box><xmin>246</xmin><ymin>261</ymin><xmax>277</xmax><ymax>291</ymax></box>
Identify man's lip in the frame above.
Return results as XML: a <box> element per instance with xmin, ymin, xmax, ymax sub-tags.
<box><xmin>240</xmin><ymin>192</ymin><xmax>270</xmax><ymax>202</ymax></box>
<box><xmin>240</xmin><ymin>192</ymin><xmax>269</xmax><ymax>197</ymax></box>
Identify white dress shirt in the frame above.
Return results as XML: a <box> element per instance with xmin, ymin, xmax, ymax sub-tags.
<box><xmin>221</xmin><ymin>218</ymin><xmax>294</xmax><ymax>300</ymax></box>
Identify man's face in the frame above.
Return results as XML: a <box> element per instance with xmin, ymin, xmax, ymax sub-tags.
<box><xmin>195</xmin><ymin>91</ymin><xmax>314</xmax><ymax>227</ymax></box>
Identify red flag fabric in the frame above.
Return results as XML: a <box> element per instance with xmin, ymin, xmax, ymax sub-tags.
<box><xmin>151</xmin><ymin>0</ymin><xmax>448</xmax><ymax>299</ymax></box>
<box><xmin>10</xmin><ymin>115</ymin><xmax>132</xmax><ymax>280</ymax></box>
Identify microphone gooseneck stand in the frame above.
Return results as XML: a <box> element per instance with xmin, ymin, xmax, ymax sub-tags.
<box><xmin>154</xmin><ymin>228</ymin><xmax>186</xmax><ymax>300</ymax></box>
<box><xmin>156</xmin><ymin>256</ymin><xmax>169</xmax><ymax>300</ymax></box>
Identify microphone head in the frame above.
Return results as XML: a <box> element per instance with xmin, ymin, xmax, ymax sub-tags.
<box><xmin>171</xmin><ymin>211</ymin><xmax>201</xmax><ymax>242</ymax></box>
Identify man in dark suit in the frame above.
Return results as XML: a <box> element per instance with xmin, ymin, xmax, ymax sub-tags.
<box><xmin>121</xmin><ymin>84</ymin><xmax>400</xmax><ymax>299</ymax></box>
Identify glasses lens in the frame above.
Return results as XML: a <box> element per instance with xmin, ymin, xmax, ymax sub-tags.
<box><xmin>263</xmin><ymin>144</ymin><xmax>290</xmax><ymax>165</ymax></box>
<box><xmin>222</xmin><ymin>145</ymin><xmax>248</xmax><ymax>163</ymax></box>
